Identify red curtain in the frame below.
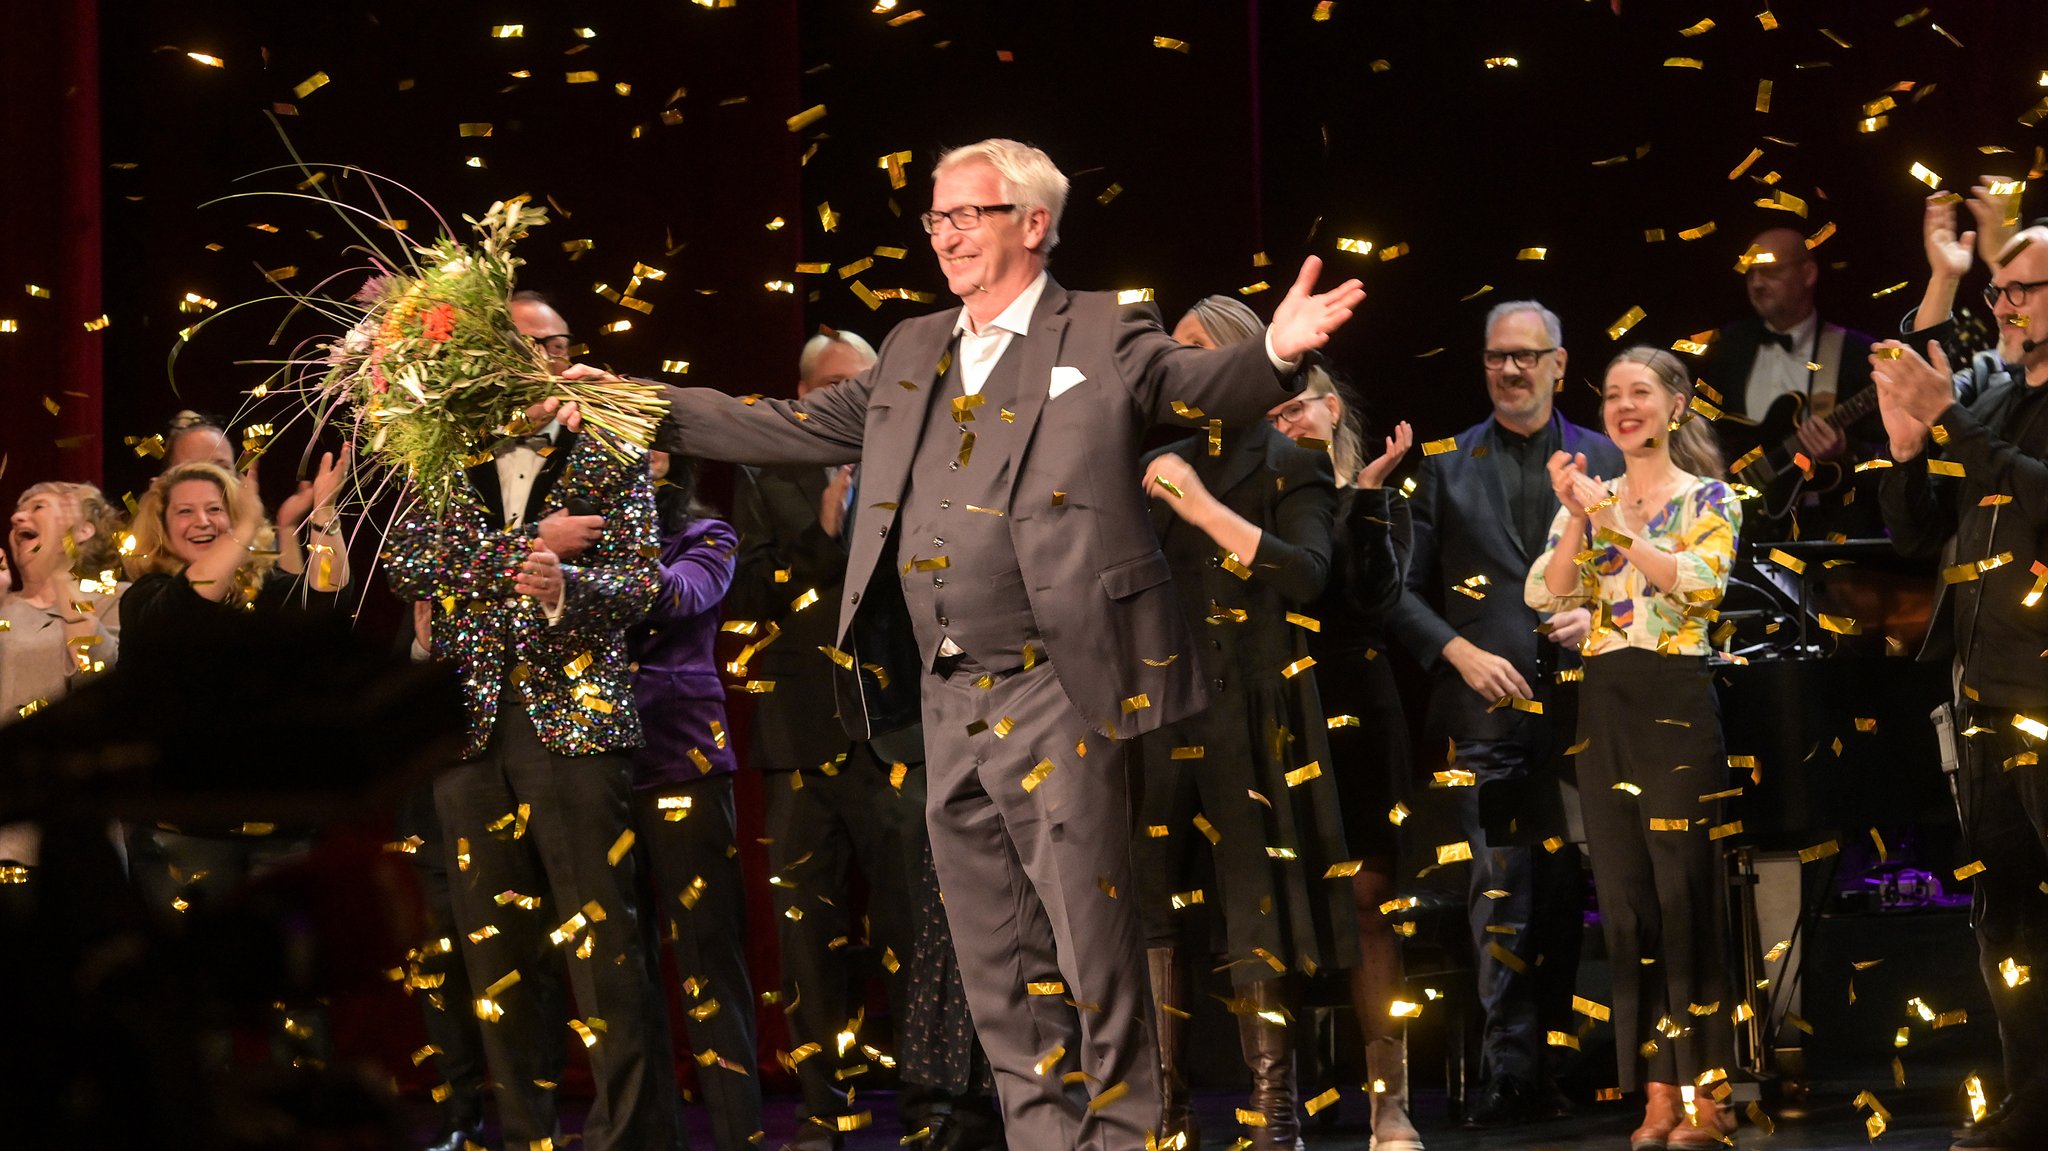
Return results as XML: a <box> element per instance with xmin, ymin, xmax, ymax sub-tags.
<box><xmin>0</xmin><ymin>0</ymin><xmax>102</xmax><ymax>512</ymax></box>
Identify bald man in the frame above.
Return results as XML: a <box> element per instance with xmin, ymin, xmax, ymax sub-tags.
<box><xmin>1700</xmin><ymin>226</ymin><xmax>1879</xmax><ymax>535</ymax></box>
<box><xmin>1875</xmin><ymin>183</ymin><xmax>2048</xmax><ymax>1151</ymax></box>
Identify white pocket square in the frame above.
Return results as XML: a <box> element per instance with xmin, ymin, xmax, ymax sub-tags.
<box><xmin>1049</xmin><ymin>365</ymin><xmax>1088</xmax><ymax>399</ymax></box>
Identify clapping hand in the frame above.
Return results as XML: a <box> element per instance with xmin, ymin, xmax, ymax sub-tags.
<box><xmin>1356</xmin><ymin>421</ymin><xmax>1413</xmax><ymax>489</ymax></box>
<box><xmin>1924</xmin><ymin>192</ymin><xmax>1977</xmax><ymax>281</ymax></box>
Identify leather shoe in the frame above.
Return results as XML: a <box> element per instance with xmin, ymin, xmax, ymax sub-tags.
<box><xmin>777</xmin><ymin>1120</ymin><xmax>844</xmax><ymax>1151</ymax></box>
<box><xmin>1462</xmin><ymin>1074</ymin><xmax>1540</xmax><ymax>1128</ymax></box>
<box><xmin>421</xmin><ymin>1122</ymin><xmax>485</xmax><ymax>1151</ymax></box>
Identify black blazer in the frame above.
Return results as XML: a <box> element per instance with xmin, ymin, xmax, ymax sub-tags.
<box><xmin>1702</xmin><ymin>315</ymin><xmax>1876</xmax><ymax>421</ymax></box>
<box><xmin>1385</xmin><ymin>412</ymin><xmax>1622</xmax><ymax>744</ymax></box>
<box><xmin>728</xmin><ymin>463</ymin><xmax>860</xmax><ymax>772</ymax></box>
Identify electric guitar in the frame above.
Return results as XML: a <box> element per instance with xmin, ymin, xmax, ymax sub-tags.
<box><xmin>1719</xmin><ymin>385</ymin><xmax>1882</xmax><ymax>521</ymax></box>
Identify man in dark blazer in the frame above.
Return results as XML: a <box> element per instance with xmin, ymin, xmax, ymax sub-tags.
<box><xmin>1874</xmin><ymin>197</ymin><xmax>2048</xmax><ymax>1151</ymax></box>
<box><xmin>1385</xmin><ymin>300</ymin><xmax>1622</xmax><ymax>1128</ymax></box>
<box><xmin>592</xmin><ymin>139</ymin><xmax>1364</xmax><ymax>1150</ymax></box>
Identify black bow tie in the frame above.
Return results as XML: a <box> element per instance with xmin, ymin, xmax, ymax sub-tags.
<box><xmin>1760</xmin><ymin>329</ymin><xmax>1796</xmax><ymax>353</ymax></box>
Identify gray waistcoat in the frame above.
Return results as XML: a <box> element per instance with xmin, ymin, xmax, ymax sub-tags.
<box><xmin>898</xmin><ymin>337</ymin><xmax>1036</xmax><ymax>672</ymax></box>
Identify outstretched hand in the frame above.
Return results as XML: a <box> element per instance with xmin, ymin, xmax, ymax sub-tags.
<box><xmin>1269</xmin><ymin>256</ymin><xmax>1366</xmax><ymax>363</ymax></box>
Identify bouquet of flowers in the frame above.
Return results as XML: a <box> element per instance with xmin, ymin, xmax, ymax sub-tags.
<box><xmin>318</xmin><ymin>195</ymin><xmax>667</xmax><ymax>511</ymax></box>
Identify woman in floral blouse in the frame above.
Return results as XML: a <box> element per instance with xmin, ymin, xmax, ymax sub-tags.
<box><xmin>1525</xmin><ymin>346</ymin><xmax>1743</xmax><ymax>1150</ymax></box>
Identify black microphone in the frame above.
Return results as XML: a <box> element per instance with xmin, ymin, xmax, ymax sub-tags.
<box><xmin>565</xmin><ymin>497</ymin><xmax>599</xmax><ymax>517</ymax></box>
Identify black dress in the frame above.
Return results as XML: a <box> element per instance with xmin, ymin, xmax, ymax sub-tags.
<box><xmin>1132</xmin><ymin>424</ymin><xmax>1359</xmax><ymax>978</ymax></box>
<box><xmin>1307</xmin><ymin>486</ymin><xmax>1411</xmax><ymax>862</ymax></box>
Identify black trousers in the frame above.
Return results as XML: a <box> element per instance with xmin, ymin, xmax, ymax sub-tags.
<box><xmin>1451</xmin><ymin>738</ymin><xmax>1584</xmax><ymax>1087</ymax></box>
<box><xmin>433</xmin><ymin>704</ymin><xmax>676</xmax><ymax>1151</ymax></box>
<box><xmin>1575</xmin><ymin>650</ymin><xmax>1733</xmax><ymax>1092</ymax></box>
<box><xmin>633</xmin><ymin>773</ymin><xmax>763</xmax><ymax>1151</ymax></box>
<box><xmin>761</xmin><ymin>743</ymin><xmax>927</xmax><ymax>1127</ymax></box>
<box><xmin>1956</xmin><ymin>709</ymin><xmax>2048</xmax><ymax>1117</ymax></box>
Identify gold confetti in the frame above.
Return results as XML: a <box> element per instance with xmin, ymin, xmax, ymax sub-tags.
<box><xmin>1021</xmin><ymin>759</ymin><xmax>1056</xmax><ymax>794</ymax></box>
<box><xmin>1152</xmin><ymin>36</ymin><xmax>1191</xmax><ymax>53</ymax></box>
<box><xmin>1284</xmin><ymin>762</ymin><xmax>1323</xmax><ymax>788</ymax></box>
<box><xmin>1872</xmin><ymin>281</ymin><xmax>1910</xmax><ymax>299</ymax></box>
<box><xmin>1766</xmin><ymin>548</ymin><xmax>1807</xmax><ymax>575</ymax></box>
<box><xmin>1650</xmin><ymin>818</ymin><xmax>1691</xmax><ymax>831</ymax></box>
<box><xmin>1817</xmin><ymin>613</ymin><xmax>1862</xmax><ymax>636</ymax></box>
<box><xmin>1678</xmin><ymin>221</ymin><xmax>1718</xmax><ymax>241</ymax></box>
<box><xmin>1483</xmin><ymin>57</ymin><xmax>1519</xmax><ymax>69</ymax></box>
<box><xmin>1756</xmin><ymin>80</ymin><xmax>1774</xmax><ymax>113</ymax></box>
<box><xmin>1516</xmin><ymin>247</ymin><xmax>1547</xmax><ymax>261</ymax></box>
<box><xmin>1436</xmin><ymin>841</ymin><xmax>1473</xmax><ymax>865</ymax></box>
<box><xmin>1607</xmin><ymin>305</ymin><xmax>1647</xmax><ymax>340</ymax></box>
<box><xmin>1799</xmin><ymin>839</ymin><xmax>1841</xmax><ymax>863</ymax></box>
<box><xmin>1664</xmin><ymin>57</ymin><xmax>1704</xmax><ymax>69</ymax></box>
<box><xmin>1613</xmin><ymin>781</ymin><xmax>1644</xmax><ymax>796</ymax></box>
<box><xmin>1116</xmin><ymin>288</ymin><xmax>1154</xmax><ymax>305</ymax></box>
<box><xmin>293</xmin><ymin>72</ymin><xmax>331</xmax><ymax>99</ymax></box>
<box><xmin>1910</xmin><ymin>161</ymin><xmax>1942</xmax><ymax>189</ymax></box>
<box><xmin>1421</xmin><ymin>438</ymin><xmax>1458</xmax><ymax>456</ymax></box>
<box><xmin>785</xmin><ymin>104</ymin><xmax>827</xmax><ymax>132</ymax></box>
<box><xmin>1280</xmin><ymin>656</ymin><xmax>1316</xmax><ymax>679</ymax></box>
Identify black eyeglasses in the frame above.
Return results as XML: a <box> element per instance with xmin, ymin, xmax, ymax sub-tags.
<box><xmin>531</xmin><ymin>333</ymin><xmax>574</xmax><ymax>358</ymax></box>
<box><xmin>1482</xmin><ymin>348</ymin><xmax>1557</xmax><ymax>371</ymax></box>
<box><xmin>919</xmin><ymin>204</ymin><xmax>1016</xmax><ymax>234</ymax></box>
<box><xmin>1984</xmin><ymin>279</ymin><xmax>2048</xmax><ymax>309</ymax></box>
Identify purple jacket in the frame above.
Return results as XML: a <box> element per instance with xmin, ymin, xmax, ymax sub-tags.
<box><xmin>629</xmin><ymin>516</ymin><xmax>740</xmax><ymax>787</ymax></box>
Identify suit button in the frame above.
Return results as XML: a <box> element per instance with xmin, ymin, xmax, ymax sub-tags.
<box><xmin>1210</xmin><ymin>640</ymin><xmax>1222</xmax><ymax>651</ymax></box>
<box><xmin>948</xmin><ymin>462</ymin><xmax>960</xmax><ymax>471</ymax></box>
<box><xmin>1212</xmin><ymin>678</ymin><xmax>1226</xmax><ymax>691</ymax></box>
<box><xmin>939</xmin><ymin>500</ymin><xmax>951</xmax><ymax>509</ymax></box>
<box><xmin>877</xmin><ymin>527</ymin><xmax>887</xmax><ymax>537</ymax></box>
<box><xmin>850</xmin><ymin>592</ymin><xmax>861</xmax><ymax>605</ymax></box>
<box><xmin>933</xmin><ymin>577</ymin><xmax>946</xmax><ymax>587</ymax></box>
<box><xmin>938</xmin><ymin>616</ymin><xmax>950</xmax><ymax>626</ymax></box>
<box><xmin>932</xmin><ymin>537</ymin><xmax>944</xmax><ymax>547</ymax></box>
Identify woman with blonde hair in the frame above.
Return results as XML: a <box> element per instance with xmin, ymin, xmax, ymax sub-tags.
<box><xmin>1526</xmin><ymin>346</ymin><xmax>1740</xmax><ymax>1149</ymax></box>
<box><xmin>1265</xmin><ymin>356</ymin><xmax>1423</xmax><ymax>1151</ymax></box>
<box><xmin>1</xmin><ymin>480</ymin><xmax>128</xmax><ymax>887</ymax></box>
<box><xmin>120</xmin><ymin>457</ymin><xmax>351</xmax><ymax>919</ymax></box>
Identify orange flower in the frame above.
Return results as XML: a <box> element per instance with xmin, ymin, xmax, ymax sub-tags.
<box><xmin>422</xmin><ymin>303</ymin><xmax>457</xmax><ymax>342</ymax></box>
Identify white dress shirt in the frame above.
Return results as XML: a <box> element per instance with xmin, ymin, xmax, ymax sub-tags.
<box><xmin>493</xmin><ymin>419</ymin><xmax>565</xmax><ymax>620</ymax></box>
<box><xmin>1744</xmin><ymin>311</ymin><xmax>1846</xmax><ymax>419</ymax></box>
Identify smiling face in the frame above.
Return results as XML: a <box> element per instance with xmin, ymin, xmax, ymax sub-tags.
<box><xmin>928</xmin><ymin>161</ymin><xmax>1047</xmax><ymax>309</ymax></box>
<box><xmin>9</xmin><ymin>488</ymin><xmax>90</xmax><ymax>577</ymax></box>
<box><xmin>162</xmin><ymin>477</ymin><xmax>234</xmax><ymax>567</ymax></box>
<box><xmin>1602</xmin><ymin>361</ymin><xmax>1683</xmax><ymax>459</ymax></box>
<box><xmin>1992</xmin><ymin>233</ymin><xmax>2048</xmax><ymax>367</ymax></box>
<box><xmin>1485</xmin><ymin>308</ymin><xmax>1564</xmax><ymax>432</ymax></box>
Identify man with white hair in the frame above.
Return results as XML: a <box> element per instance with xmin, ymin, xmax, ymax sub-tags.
<box><xmin>607</xmin><ymin>138</ymin><xmax>1365</xmax><ymax>1150</ymax></box>
<box><xmin>1874</xmin><ymin>182</ymin><xmax>2048</xmax><ymax>1151</ymax></box>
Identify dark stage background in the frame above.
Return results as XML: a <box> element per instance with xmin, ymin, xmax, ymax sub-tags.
<box><xmin>2</xmin><ymin>0</ymin><xmax>2044</xmax><ymax>1116</ymax></box>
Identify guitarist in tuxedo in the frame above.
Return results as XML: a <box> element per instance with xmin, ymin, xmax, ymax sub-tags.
<box><xmin>1702</xmin><ymin>226</ymin><xmax>1882</xmax><ymax>537</ymax></box>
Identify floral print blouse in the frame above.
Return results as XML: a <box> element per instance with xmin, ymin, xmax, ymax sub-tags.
<box><xmin>1523</xmin><ymin>475</ymin><xmax>1742</xmax><ymax>658</ymax></box>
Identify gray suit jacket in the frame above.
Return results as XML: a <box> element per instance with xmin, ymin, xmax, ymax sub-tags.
<box><xmin>656</xmin><ymin>277</ymin><xmax>1301</xmax><ymax>741</ymax></box>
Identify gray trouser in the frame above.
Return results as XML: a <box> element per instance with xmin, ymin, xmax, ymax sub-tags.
<box><xmin>922</xmin><ymin>659</ymin><xmax>1160</xmax><ymax>1151</ymax></box>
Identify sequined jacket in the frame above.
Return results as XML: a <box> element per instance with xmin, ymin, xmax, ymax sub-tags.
<box><xmin>383</xmin><ymin>430</ymin><xmax>661</xmax><ymax>759</ymax></box>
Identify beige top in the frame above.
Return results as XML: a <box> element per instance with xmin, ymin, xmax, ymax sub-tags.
<box><xmin>0</xmin><ymin>584</ymin><xmax>123</xmax><ymax>865</ymax></box>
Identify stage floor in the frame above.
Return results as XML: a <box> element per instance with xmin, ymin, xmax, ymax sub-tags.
<box><xmin>427</xmin><ymin>1078</ymin><xmax>1973</xmax><ymax>1150</ymax></box>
